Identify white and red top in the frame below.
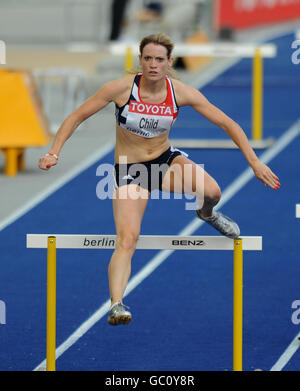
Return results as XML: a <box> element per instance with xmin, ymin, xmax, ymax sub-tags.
<box><xmin>115</xmin><ymin>73</ymin><xmax>179</xmax><ymax>138</ymax></box>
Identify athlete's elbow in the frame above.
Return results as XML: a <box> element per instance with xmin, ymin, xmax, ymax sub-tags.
<box><xmin>68</xmin><ymin>112</ymin><xmax>85</xmax><ymax>128</ymax></box>
<box><xmin>219</xmin><ymin>122</ymin><xmax>230</xmax><ymax>133</ymax></box>
<box><xmin>57</xmin><ymin>113</ymin><xmax>83</xmax><ymax>139</ymax></box>
<box><xmin>220</xmin><ymin>118</ymin><xmax>239</xmax><ymax>134</ymax></box>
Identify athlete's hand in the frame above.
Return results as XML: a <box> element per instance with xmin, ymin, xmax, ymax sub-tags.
<box><xmin>251</xmin><ymin>160</ymin><xmax>280</xmax><ymax>190</ymax></box>
<box><xmin>39</xmin><ymin>154</ymin><xmax>58</xmax><ymax>170</ymax></box>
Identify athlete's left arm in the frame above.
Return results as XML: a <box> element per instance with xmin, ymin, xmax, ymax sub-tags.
<box><xmin>173</xmin><ymin>80</ymin><xmax>280</xmax><ymax>190</ymax></box>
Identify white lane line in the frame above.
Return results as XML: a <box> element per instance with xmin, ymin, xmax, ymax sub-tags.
<box><xmin>33</xmin><ymin>119</ymin><xmax>300</xmax><ymax>371</ymax></box>
<box><xmin>296</xmin><ymin>204</ymin><xmax>300</xmax><ymax>218</ymax></box>
<box><xmin>270</xmin><ymin>332</ymin><xmax>300</xmax><ymax>371</ymax></box>
<box><xmin>0</xmin><ymin>141</ymin><xmax>115</xmax><ymax>233</ymax></box>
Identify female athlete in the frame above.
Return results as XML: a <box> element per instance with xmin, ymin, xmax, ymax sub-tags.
<box><xmin>39</xmin><ymin>33</ymin><xmax>280</xmax><ymax>325</ymax></box>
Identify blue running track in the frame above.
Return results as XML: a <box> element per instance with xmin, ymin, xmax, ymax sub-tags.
<box><xmin>0</xmin><ymin>32</ymin><xmax>299</xmax><ymax>371</ymax></box>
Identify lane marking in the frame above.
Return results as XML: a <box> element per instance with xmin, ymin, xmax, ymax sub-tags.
<box><xmin>0</xmin><ymin>141</ymin><xmax>115</xmax><ymax>233</ymax></box>
<box><xmin>33</xmin><ymin>119</ymin><xmax>300</xmax><ymax>371</ymax></box>
<box><xmin>270</xmin><ymin>332</ymin><xmax>300</xmax><ymax>371</ymax></box>
<box><xmin>296</xmin><ymin>204</ymin><xmax>300</xmax><ymax>218</ymax></box>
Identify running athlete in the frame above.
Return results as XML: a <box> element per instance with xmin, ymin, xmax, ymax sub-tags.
<box><xmin>39</xmin><ymin>33</ymin><xmax>280</xmax><ymax>326</ymax></box>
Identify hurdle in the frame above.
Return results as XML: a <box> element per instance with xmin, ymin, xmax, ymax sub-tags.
<box><xmin>26</xmin><ymin>234</ymin><xmax>262</xmax><ymax>371</ymax></box>
<box><xmin>296</xmin><ymin>204</ymin><xmax>300</xmax><ymax>218</ymax></box>
<box><xmin>109</xmin><ymin>42</ymin><xmax>276</xmax><ymax>150</ymax></box>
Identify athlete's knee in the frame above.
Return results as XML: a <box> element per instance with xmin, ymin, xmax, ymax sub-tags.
<box><xmin>116</xmin><ymin>230</ymin><xmax>139</xmax><ymax>253</ymax></box>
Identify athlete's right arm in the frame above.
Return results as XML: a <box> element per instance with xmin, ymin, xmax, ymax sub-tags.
<box><xmin>39</xmin><ymin>77</ymin><xmax>131</xmax><ymax>170</ymax></box>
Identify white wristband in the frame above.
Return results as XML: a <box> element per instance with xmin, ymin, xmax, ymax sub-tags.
<box><xmin>45</xmin><ymin>153</ymin><xmax>58</xmax><ymax>160</ymax></box>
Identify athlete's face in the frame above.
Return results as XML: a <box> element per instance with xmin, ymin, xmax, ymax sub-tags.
<box><xmin>139</xmin><ymin>43</ymin><xmax>173</xmax><ymax>80</ymax></box>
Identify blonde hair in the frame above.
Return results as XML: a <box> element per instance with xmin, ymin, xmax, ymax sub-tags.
<box><xmin>127</xmin><ymin>32</ymin><xmax>179</xmax><ymax>79</ymax></box>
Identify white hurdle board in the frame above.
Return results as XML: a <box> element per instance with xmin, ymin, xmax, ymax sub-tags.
<box><xmin>108</xmin><ymin>43</ymin><xmax>277</xmax><ymax>58</ymax></box>
<box><xmin>26</xmin><ymin>234</ymin><xmax>262</xmax><ymax>251</ymax></box>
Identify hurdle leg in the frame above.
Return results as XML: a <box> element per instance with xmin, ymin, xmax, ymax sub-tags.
<box><xmin>3</xmin><ymin>148</ymin><xmax>18</xmax><ymax>176</ymax></box>
<box><xmin>252</xmin><ymin>48</ymin><xmax>263</xmax><ymax>142</ymax></box>
<box><xmin>47</xmin><ymin>236</ymin><xmax>56</xmax><ymax>371</ymax></box>
<box><xmin>17</xmin><ymin>148</ymin><xmax>25</xmax><ymax>171</ymax></box>
<box><xmin>124</xmin><ymin>46</ymin><xmax>134</xmax><ymax>75</ymax></box>
<box><xmin>233</xmin><ymin>238</ymin><xmax>243</xmax><ymax>371</ymax></box>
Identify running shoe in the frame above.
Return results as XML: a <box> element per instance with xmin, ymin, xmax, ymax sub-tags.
<box><xmin>107</xmin><ymin>302</ymin><xmax>132</xmax><ymax>326</ymax></box>
<box><xmin>196</xmin><ymin>210</ymin><xmax>240</xmax><ymax>239</ymax></box>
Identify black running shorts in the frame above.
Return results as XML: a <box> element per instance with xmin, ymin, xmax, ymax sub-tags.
<box><xmin>114</xmin><ymin>146</ymin><xmax>188</xmax><ymax>192</ymax></box>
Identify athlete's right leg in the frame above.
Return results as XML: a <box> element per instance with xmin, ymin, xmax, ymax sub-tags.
<box><xmin>108</xmin><ymin>184</ymin><xmax>149</xmax><ymax>309</ymax></box>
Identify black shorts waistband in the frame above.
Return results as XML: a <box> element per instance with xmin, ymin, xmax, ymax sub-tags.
<box><xmin>115</xmin><ymin>146</ymin><xmax>174</xmax><ymax>167</ymax></box>
<box><xmin>114</xmin><ymin>146</ymin><xmax>188</xmax><ymax>192</ymax></box>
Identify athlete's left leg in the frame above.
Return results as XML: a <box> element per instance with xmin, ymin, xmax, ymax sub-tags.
<box><xmin>161</xmin><ymin>155</ymin><xmax>240</xmax><ymax>238</ymax></box>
